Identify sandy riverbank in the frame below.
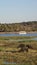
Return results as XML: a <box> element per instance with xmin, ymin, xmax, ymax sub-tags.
<box><xmin>0</xmin><ymin>32</ymin><xmax>19</xmax><ymax>34</ymax></box>
<box><xmin>0</xmin><ymin>31</ymin><xmax>37</xmax><ymax>34</ymax></box>
<box><xmin>27</xmin><ymin>31</ymin><xmax>37</xmax><ymax>33</ymax></box>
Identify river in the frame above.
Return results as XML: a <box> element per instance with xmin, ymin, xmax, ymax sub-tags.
<box><xmin>0</xmin><ymin>32</ymin><xmax>37</xmax><ymax>36</ymax></box>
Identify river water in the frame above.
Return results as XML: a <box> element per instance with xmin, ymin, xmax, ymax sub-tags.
<box><xmin>0</xmin><ymin>32</ymin><xmax>37</xmax><ymax>36</ymax></box>
<box><xmin>0</xmin><ymin>33</ymin><xmax>37</xmax><ymax>40</ymax></box>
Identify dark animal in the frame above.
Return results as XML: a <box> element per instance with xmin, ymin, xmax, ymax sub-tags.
<box><xmin>18</xmin><ymin>47</ymin><xmax>28</xmax><ymax>52</ymax></box>
<box><xmin>17</xmin><ymin>44</ymin><xmax>28</xmax><ymax>52</ymax></box>
<box><xmin>17</xmin><ymin>44</ymin><xmax>25</xmax><ymax>48</ymax></box>
<box><xmin>26</xmin><ymin>44</ymin><xmax>33</xmax><ymax>49</ymax></box>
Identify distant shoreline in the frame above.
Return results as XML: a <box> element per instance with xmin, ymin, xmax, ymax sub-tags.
<box><xmin>0</xmin><ymin>31</ymin><xmax>37</xmax><ymax>34</ymax></box>
<box><xmin>27</xmin><ymin>31</ymin><xmax>37</xmax><ymax>33</ymax></box>
<box><xmin>0</xmin><ymin>32</ymin><xmax>16</xmax><ymax>34</ymax></box>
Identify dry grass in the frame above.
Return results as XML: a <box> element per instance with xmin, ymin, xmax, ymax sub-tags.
<box><xmin>0</xmin><ymin>36</ymin><xmax>37</xmax><ymax>65</ymax></box>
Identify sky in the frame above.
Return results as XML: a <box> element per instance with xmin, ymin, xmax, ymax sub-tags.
<box><xmin>0</xmin><ymin>0</ymin><xmax>37</xmax><ymax>23</ymax></box>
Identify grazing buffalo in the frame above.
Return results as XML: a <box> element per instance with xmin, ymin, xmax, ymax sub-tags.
<box><xmin>17</xmin><ymin>44</ymin><xmax>28</xmax><ymax>52</ymax></box>
<box><xmin>18</xmin><ymin>47</ymin><xmax>28</xmax><ymax>52</ymax></box>
<box><xmin>26</xmin><ymin>44</ymin><xmax>33</xmax><ymax>49</ymax></box>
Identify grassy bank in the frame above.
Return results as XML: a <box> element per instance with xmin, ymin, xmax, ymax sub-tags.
<box><xmin>0</xmin><ymin>36</ymin><xmax>37</xmax><ymax>40</ymax></box>
<box><xmin>0</xmin><ymin>36</ymin><xmax>37</xmax><ymax>65</ymax></box>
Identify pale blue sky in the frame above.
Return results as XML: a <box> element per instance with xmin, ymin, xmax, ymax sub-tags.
<box><xmin>0</xmin><ymin>0</ymin><xmax>37</xmax><ymax>23</ymax></box>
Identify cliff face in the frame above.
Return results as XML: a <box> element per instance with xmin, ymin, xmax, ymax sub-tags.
<box><xmin>0</xmin><ymin>21</ymin><xmax>37</xmax><ymax>32</ymax></box>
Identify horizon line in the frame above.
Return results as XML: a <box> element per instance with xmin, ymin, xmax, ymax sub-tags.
<box><xmin>0</xmin><ymin>21</ymin><xmax>37</xmax><ymax>24</ymax></box>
